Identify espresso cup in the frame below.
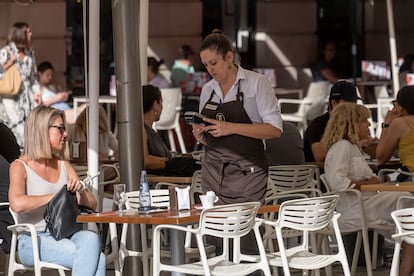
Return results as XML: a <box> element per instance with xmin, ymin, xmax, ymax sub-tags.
<box><xmin>199</xmin><ymin>194</ymin><xmax>219</xmax><ymax>208</ymax></box>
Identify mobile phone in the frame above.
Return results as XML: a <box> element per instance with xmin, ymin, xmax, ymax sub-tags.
<box><xmin>184</xmin><ymin>111</ymin><xmax>210</xmax><ymax>125</ymax></box>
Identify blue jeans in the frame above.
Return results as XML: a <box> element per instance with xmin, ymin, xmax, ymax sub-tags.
<box><xmin>18</xmin><ymin>230</ymin><xmax>106</xmax><ymax>276</ymax></box>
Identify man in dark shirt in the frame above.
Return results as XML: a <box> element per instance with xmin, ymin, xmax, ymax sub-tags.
<box><xmin>304</xmin><ymin>81</ymin><xmax>360</xmax><ymax>168</ymax></box>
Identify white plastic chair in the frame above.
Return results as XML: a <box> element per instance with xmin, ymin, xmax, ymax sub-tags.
<box><xmin>153</xmin><ymin>87</ymin><xmax>187</xmax><ymax>153</ymax></box>
<box><xmin>390</xmin><ymin>207</ymin><xmax>414</xmax><ymax>276</ymax></box>
<box><xmin>97</xmin><ymin>163</ymin><xmax>120</xmax><ymax>212</ymax></box>
<box><xmin>266</xmin><ymin>164</ymin><xmax>322</xmax><ymax>200</ymax></box>
<box><xmin>116</xmin><ymin>189</ymin><xmax>170</xmax><ymax>276</ymax></box>
<box><xmin>278</xmin><ymin>81</ymin><xmax>331</xmax><ymax>135</ymax></box>
<box><xmin>378</xmin><ymin>168</ymin><xmax>414</xmax><ymax>183</ymax></box>
<box><xmin>7</xmin><ymin>207</ymin><xmax>70</xmax><ymax>276</ymax></box>
<box><xmin>152</xmin><ymin>201</ymin><xmax>271</xmax><ymax>276</ymax></box>
<box><xmin>154</xmin><ymin>177</ymin><xmax>216</xmax><ymax>260</ymax></box>
<box><xmin>320</xmin><ymin>174</ymin><xmax>374</xmax><ymax>276</ymax></box>
<box><xmin>260</xmin><ymin>195</ymin><xmax>351</xmax><ymax>276</ymax></box>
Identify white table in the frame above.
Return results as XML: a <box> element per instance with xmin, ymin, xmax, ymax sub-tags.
<box><xmin>73</xmin><ymin>96</ymin><xmax>117</xmax><ymax>130</ymax></box>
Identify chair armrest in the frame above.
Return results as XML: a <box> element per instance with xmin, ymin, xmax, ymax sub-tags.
<box><xmin>154</xmin><ymin>223</ymin><xmax>198</xmax><ymax>234</ymax></box>
<box><xmin>392</xmin><ymin>231</ymin><xmax>414</xmax><ymax>240</ymax></box>
<box><xmin>265</xmin><ymin>193</ymin><xmax>309</xmax><ymax>205</ymax></box>
<box><xmin>8</xmin><ymin>223</ymin><xmax>38</xmax><ymax>234</ymax></box>
<box><xmin>277</xmin><ymin>188</ymin><xmax>323</xmax><ymax>198</ymax></box>
<box><xmin>154</xmin><ymin>182</ymin><xmax>187</xmax><ymax>190</ymax></box>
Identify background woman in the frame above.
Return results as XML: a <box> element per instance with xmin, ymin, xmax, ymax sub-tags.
<box><xmin>8</xmin><ymin>106</ymin><xmax>105</xmax><ymax>276</ymax></box>
<box><xmin>321</xmin><ymin>103</ymin><xmax>409</xmax><ymax>231</ymax></box>
<box><xmin>142</xmin><ymin>84</ymin><xmax>171</xmax><ymax>169</ymax></box>
<box><xmin>142</xmin><ymin>84</ymin><xmax>199</xmax><ymax>176</ymax></box>
<box><xmin>68</xmin><ymin>105</ymin><xmax>118</xmax><ymax>160</ymax></box>
<box><xmin>147</xmin><ymin>57</ymin><xmax>169</xmax><ymax>89</ymax></box>
<box><xmin>192</xmin><ymin>29</ymin><xmax>282</xmax><ymax>204</ymax></box>
<box><xmin>376</xmin><ymin>85</ymin><xmax>414</xmax><ymax>181</ymax></box>
<box><xmin>33</xmin><ymin>61</ymin><xmax>86</xmax><ymax>124</ymax></box>
<box><xmin>0</xmin><ymin>22</ymin><xmax>38</xmax><ymax>146</ymax></box>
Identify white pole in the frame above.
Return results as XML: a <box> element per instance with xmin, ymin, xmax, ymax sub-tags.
<box><xmin>88</xmin><ymin>0</ymin><xmax>100</xmax><ymax>197</ymax></box>
<box><xmin>386</xmin><ymin>0</ymin><xmax>399</xmax><ymax>94</ymax></box>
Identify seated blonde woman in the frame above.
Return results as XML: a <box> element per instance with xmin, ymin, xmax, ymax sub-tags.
<box><xmin>321</xmin><ymin>102</ymin><xmax>413</xmax><ymax>274</ymax></box>
<box><xmin>67</xmin><ymin>105</ymin><xmax>118</xmax><ymax>160</ymax></box>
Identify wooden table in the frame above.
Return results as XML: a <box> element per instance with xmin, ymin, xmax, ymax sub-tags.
<box><xmin>147</xmin><ymin>175</ymin><xmax>193</xmax><ymax>185</ymax></box>
<box><xmin>77</xmin><ymin>204</ymin><xmax>280</xmax><ymax>276</ymax></box>
<box><xmin>360</xmin><ymin>182</ymin><xmax>414</xmax><ymax>192</ymax></box>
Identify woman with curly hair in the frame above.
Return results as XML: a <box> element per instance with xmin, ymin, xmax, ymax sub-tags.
<box><xmin>321</xmin><ymin>103</ymin><xmax>410</xmax><ymax>232</ymax></box>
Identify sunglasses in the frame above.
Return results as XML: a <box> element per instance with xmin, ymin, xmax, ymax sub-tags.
<box><xmin>49</xmin><ymin>125</ymin><xmax>66</xmax><ymax>134</ymax></box>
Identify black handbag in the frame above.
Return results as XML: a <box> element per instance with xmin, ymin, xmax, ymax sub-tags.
<box><xmin>43</xmin><ymin>184</ymin><xmax>83</xmax><ymax>240</ymax></box>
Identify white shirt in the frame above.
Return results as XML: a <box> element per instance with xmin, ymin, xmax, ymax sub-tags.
<box><xmin>199</xmin><ymin>66</ymin><xmax>283</xmax><ymax>131</ymax></box>
<box><xmin>324</xmin><ymin>139</ymin><xmax>409</xmax><ymax>232</ymax></box>
<box><xmin>325</xmin><ymin>139</ymin><xmax>375</xmax><ymax>191</ymax></box>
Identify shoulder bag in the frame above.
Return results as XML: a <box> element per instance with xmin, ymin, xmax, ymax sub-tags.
<box><xmin>43</xmin><ymin>184</ymin><xmax>83</xmax><ymax>240</ymax></box>
<box><xmin>0</xmin><ymin>63</ymin><xmax>22</xmax><ymax>96</ymax></box>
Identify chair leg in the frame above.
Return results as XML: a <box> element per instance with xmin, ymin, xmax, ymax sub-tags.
<box><xmin>372</xmin><ymin>230</ymin><xmax>379</xmax><ymax>270</ymax></box>
<box><xmin>390</xmin><ymin>241</ymin><xmax>401</xmax><ymax>276</ymax></box>
<box><xmin>361</xmin><ymin>228</ymin><xmax>373</xmax><ymax>276</ymax></box>
<box><xmin>167</xmin><ymin>130</ymin><xmax>177</xmax><ymax>152</ymax></box>
<box><xmin>351</xmin><ymin>232</ymin><xmax>362</xmax><ymax>275</ymax></box>
<box><xmin>174</xmin><ymin>126</ymin><xmax>187</xmax><ymax>154</ymax></box>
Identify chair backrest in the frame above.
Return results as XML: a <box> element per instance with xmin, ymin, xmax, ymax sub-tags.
<box><xmin>154</xmin><ymin>88</ymin><xmax>182</xmax><ymax>128</ymax></box>
<box><xmin>391</xmin><ymin>208</ymin><xmax>414</xmax><ymax>245</ymax></box>
<box><xmin>266</xmin><ymin>165</ymin><xmax>320</xmax><ymax>199</ymax></box>
<box><xmin>190</xmin><ymin>170</ymin><xmax>203</xmax><ymax>204</ymax></box>
<box><xmin>278</xmin><ymin>195</ymin><xmax>338</xmax><ymax>231</ymax></box>
<box><xmin>199</xmin><ymin>202</ymin><xmax>260</xmax><ymax>239</ymax></box>
<box><xmin>300</xmin><ymin>81</ymin><xmax>331</xmax><ymax>120</ymax></box>
<box><xmin>125</xmin><ymin>189</ymin><xmax>170</xmax><ymax>209</ymax></box>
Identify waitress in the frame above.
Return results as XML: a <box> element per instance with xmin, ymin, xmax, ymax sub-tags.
<box><xmin>192</xmin><ymin>29</ymin><xmax>282</xmax><ymax>204</ymax></box>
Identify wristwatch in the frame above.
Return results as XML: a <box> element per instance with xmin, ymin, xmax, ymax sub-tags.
<box><xmin>381</xmin><ymin>122</ymin><xmax>390</xmax><ymax>129</ymax></box>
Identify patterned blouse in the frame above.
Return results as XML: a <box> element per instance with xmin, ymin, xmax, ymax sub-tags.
<box><xmin>0</xmin><ymin>42</ymin><xmax>37</xmax><ymax>146</ymax></box>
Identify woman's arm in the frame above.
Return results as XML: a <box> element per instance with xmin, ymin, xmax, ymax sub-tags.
<box><xmin>143</xmin><ymin>129</ymin><xmax>168</xmax><ymax>170</ymax></box>
<box><xmin>9</xmin><ymin>160</ymin><xmax>54</xmax><ymax>213</ymax></box>
<box><xmin>376</xmin><ymin>112</ymin><xmax>402</xmax><ymax>164</ymax></box>
<box><xmin>64</xmin><ymin>161</ymin><xmax>97</xmax><ymax>210</ymax></box>
<box><xmin>41</xmin><ymin>91</ymin><xmax>69</xmax><ymax>107</ymax></box>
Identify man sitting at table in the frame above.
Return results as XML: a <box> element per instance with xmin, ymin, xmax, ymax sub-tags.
<box><xmin>304</xmin><ymin>80</ymin><xmax>361</xmax><ymax>168</ymax></box>
<box><xmin>142</xmin><ymin>84</ymin><xmax>200</xmax><ymax>177</ymax></box>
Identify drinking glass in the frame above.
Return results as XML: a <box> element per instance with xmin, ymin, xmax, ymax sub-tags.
<box><xmin>113</xmin><ymin>184</ymin><xmax>127</xmax><ymax>215</ymax></box>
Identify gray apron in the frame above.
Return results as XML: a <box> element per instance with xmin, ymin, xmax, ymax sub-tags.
<box><xmin>201</xmin><ymin>81</ymin><xmax>268</xmax><ymax>204</ymax></box>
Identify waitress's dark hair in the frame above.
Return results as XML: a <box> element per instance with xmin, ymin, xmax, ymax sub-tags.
<box><xmin>200</xmin><ymin>29</ymin><xmax>233</xmax><ymax>58</ymax></box>
<box><xmin>148</xmin><ymin>57</ymin><xmax>164</xmax><ymax>75</ymax></box>
<box><xmin>142</xmin><ymin>85</ymin><xmax>162</xmax><ymax>113</ymax></box>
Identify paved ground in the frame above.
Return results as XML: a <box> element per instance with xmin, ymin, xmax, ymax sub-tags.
<box><xmin>0</xmin><ymin>249</ymin><xmax>392</xmax><ymax>276</ymax></box>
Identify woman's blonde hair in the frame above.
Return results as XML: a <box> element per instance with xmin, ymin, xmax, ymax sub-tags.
<box><xmin>321</xmin><ymin>103</ymin><xmax>371</xmax><ymax>150</ymax></box>
<box><xmin>24</xmin><ymin>106</ymin><xmax>69</xmax><ymax>160</ymax></box>
<box><xmin>75</xmin><ymin>105</ymin><xmax>109</xmax><ymax>135</ymax></box>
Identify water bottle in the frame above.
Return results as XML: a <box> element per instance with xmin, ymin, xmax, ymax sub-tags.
<box><xmin>139</xmin><ymin>170</ymin><xmax>151</xmax><ymax>211</ymax></box>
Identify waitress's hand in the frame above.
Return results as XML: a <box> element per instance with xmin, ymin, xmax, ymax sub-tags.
<box><xmin>203</xmin><ymin>118</ymin><xmax>231</xmax><ymax>137</ymax></box>
<box><xmin>192</xmin><ymin>123</ymin><xmax>207</xmax><ymax>143</ymax></box>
